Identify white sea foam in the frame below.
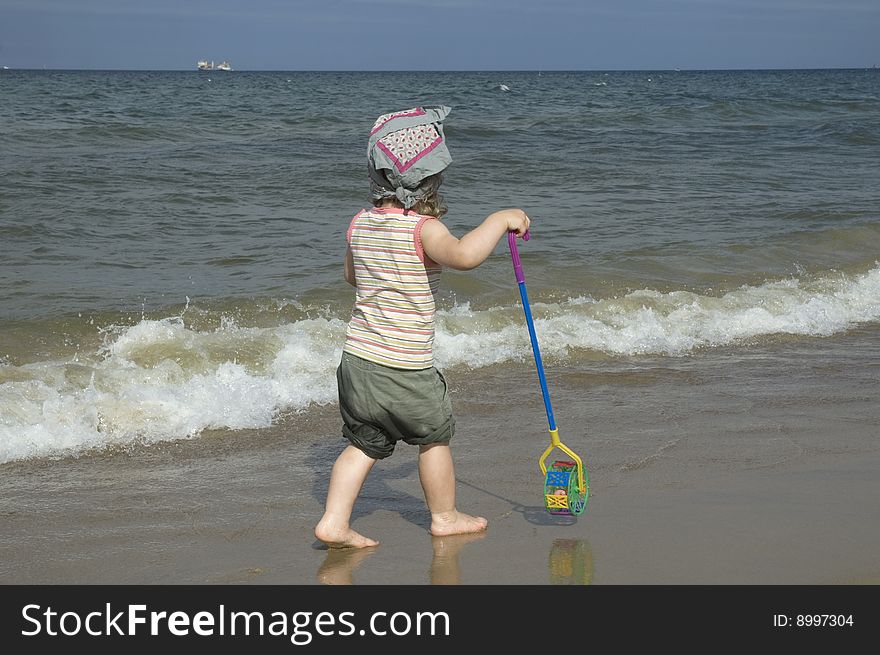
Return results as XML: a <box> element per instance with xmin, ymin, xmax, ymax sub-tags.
<box><xmin>0</xmin><ymin>317</ymin><xmax>346</xmax><ymax>463</ymax></box>
<box><xmin>437</xmin><ymin>264</ymin><xmax>880</xmax><ymax>364</ymax></box>
<box><xmin>2</xmin><ymin>264</ymin><xmax>878</xmax><ymax>462</ymax></box>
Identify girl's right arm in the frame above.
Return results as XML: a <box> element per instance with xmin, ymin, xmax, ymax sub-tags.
<box><xmin>344</xmin><ymin>246</ymin><xmax>356</xmax><ymax>286</ymax></box>
<box><xmin>421</xmin><ymin>208</ymin><xmax>530</xmax><ymax>270</ymax></box>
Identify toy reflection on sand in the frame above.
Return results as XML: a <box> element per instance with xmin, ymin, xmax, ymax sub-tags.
<box><xmin>548</xmin><ymin>539</ymin><xmax>593</xmax><ymax>585</ymax></box>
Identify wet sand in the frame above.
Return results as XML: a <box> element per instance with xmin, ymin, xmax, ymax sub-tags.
<box><xmin>1</xmin><ymin>329</ymin><xmax>879</xmax><ymax>585</ymax></box>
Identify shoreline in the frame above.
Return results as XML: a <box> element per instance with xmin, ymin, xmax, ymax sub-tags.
<box><xmin>2</xmin><ymin>331</ymin><xmax>878</xmax><ymax>585</ymax></box>
<box><xmin>2</xmin><ymin>435</ymin><xmax>877</xmax><ymax>585</ymax></box>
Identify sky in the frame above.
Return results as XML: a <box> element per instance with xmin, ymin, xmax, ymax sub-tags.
<box><xmin>0</xmin><ymin>0</ymin><xmax>878</xmax><ymax>71</ymax></box>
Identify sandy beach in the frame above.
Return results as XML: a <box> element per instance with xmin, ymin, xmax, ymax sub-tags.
<box><xmin>2</xmin><ymin>327</ymin><xmax>878</xmax><ymax>585</ymax></box>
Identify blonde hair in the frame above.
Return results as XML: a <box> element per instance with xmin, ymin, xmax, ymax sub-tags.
<box><xmin>373</xmin><ymin>172</ymin><xmax>447</xmax><ymax>219</ymax></box>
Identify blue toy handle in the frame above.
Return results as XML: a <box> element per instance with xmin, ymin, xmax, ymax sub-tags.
<box><xmin>508</xmin><ymin>231</ymin><xmax>557</xmax><ymax>432</ymax></box>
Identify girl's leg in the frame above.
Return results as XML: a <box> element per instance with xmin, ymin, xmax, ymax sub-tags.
<box><xmin>418</xmin><ymin>443</ymin><xmax>488</xmax><ymax>536</ymax></box>
<box><xmin>314</xmin><ymin>445</ymin><xmax>379</xmax><ymax>548</ymax></box>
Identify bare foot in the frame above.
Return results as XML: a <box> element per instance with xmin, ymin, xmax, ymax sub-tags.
<box><xmin>430</xmin><ymin>510</ymin><xmax>488</xmax><ymax>537</ymax></box>
<box><xmin>315</xmin><ymin>519</ymin><xmax>379</xmax><ymax>549</ymax></box>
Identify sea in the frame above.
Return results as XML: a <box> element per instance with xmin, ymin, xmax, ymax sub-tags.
<box><xmin>2</xmin><ymin>68</ymin><xmax>879</xmax><ymax>464</ymax></box>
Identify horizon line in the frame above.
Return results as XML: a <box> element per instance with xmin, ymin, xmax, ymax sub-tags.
<box><xmin>3</xmin><ymin>66</ymin><xmax>878</xmax><ymax>73</ymax></box>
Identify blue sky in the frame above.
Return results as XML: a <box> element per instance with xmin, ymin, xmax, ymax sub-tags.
<box><xmin>1</xmin><ymin>0</ymin><xmax>878</xmax><ymax>70</ymax></box>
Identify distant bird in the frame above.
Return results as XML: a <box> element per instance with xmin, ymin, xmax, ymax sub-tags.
<box><xmin>498</xmin><ymin>83</ymin><xmax>511</xmax><ymax>92</ymax></box>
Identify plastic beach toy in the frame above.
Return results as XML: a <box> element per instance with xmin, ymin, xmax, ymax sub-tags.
<box><xmin>508</xmin><ymin>231</ymin><xmax>589</xmax><ymax>515</ymax></box>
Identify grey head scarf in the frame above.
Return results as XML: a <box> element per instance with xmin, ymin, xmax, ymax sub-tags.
<box><xmin>367</xmin><ymin>105</ymin><xmax>452</xmax><ymax>210</ymax></box>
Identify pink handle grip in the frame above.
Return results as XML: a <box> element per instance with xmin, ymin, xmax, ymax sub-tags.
<box><xmin>508</xmin><ymin>229</ymin><xmax>531</xmax><ymax>284</ymax></box>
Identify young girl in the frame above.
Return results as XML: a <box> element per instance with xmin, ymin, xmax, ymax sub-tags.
<box><xmin>315</xmin><ymin>106</ymin><xmax>530</xmax><ymax>548</ymax></box>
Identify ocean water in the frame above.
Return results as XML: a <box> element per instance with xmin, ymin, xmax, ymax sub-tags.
<box><xmin>1</xmin><ymin>68</ymin><xmax>879</xmax><ymax>463</ymax></box>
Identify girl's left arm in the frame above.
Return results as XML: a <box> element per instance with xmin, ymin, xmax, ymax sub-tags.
<box><xmin>420</xmin><ymin>209</ymin><xmax>530</xmax><ymax>271</ymax></box>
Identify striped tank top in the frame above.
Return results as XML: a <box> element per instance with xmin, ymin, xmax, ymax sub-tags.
<box><xmin>343</xmin><ymin>206</ymin><xmax>441</xmax><ymax>370</ymax></box>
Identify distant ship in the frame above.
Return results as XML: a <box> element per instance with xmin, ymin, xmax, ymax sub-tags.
<box><xmin>197</xmin><ymin>60</ymin><xmax>233</xmax><ymax>71</ymax></box>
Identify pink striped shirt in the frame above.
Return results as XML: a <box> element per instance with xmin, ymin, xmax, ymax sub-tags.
<box><xmin>343</xmin><ymin>207</ymin><xmax>441</xmax><ymax>370</ymax></box>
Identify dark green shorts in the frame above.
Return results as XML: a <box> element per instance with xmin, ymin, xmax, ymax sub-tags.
<box><xmin>336</xmin><ymin>351</ymin><xmax>455</xmax><ymax>460</ymax></box>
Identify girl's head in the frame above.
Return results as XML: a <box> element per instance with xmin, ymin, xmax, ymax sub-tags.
<box><xmin>367</xmin><ymin>106</ymin><xmax>452</xmax><ymax>218</ymax></box>
<box><xmin>373</xmin><ymin>171</ymin><xmax>447</xmax><ymax>218</ymax></box>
